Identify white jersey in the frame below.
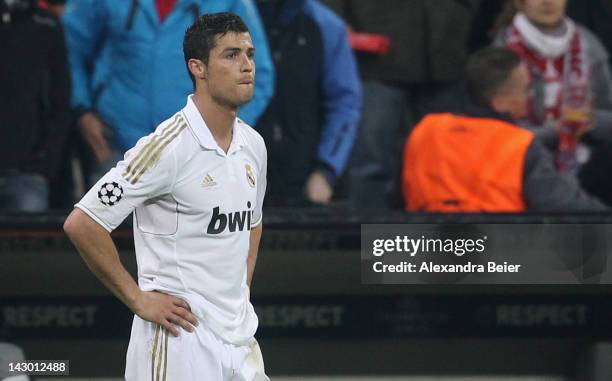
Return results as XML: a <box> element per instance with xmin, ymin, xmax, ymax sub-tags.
<box><xmin>76</xmin><ymin>95</ymin><xmax>267</xmax><ymax>345</ymax></box>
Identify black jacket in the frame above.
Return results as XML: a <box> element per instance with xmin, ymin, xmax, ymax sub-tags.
<box><xmin>0</xmin><ymin>7</ymin><xmax>71</xmax><ymax>178</ymax></box>
<box><xmin>323</xmin><ymin>0</ymin><xmax>480</xmax><ymax>84</ymax></box>
<box><xmin>256</xmin><ymin>0</ymin><xmax>361</xmax><ymax>205</ymax></box>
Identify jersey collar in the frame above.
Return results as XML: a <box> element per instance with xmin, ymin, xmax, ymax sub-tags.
<box><xmin>182</xmin><ymin>95</ymin><xmax>247</xmax><ymax>156</ymax></box>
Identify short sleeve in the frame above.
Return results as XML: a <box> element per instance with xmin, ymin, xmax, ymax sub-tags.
<box><xmin>250</xmin><ymin>141</ymin><xmax>267</xmax><ymax>228</ymax></box>
<box><xmin>75</xmin><ymin>122</ymin><xmax>183</xmax><ymax>231</ymax></box>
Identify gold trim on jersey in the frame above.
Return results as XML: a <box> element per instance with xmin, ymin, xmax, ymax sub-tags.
<box><xmin>124</xmin><ymin>117</ymin><xmax>185</xmax><ymax>183</ymax></box>
<box><xmin>155</xmin><ymin>328</ymin><xmax>164</xmax><ymax>381</ymax></box>
<box><xmin>124</xmin><ymin>115</ymin><xmax>180</xmax><ymax>179</ymax></box>
<box><xmin>123</xmin><ymin>115</ymin><xmax>186</xmax><ymax>184</ymax></box>
<box><xmin>151</xmin><ymin>326</ymin><xmax>169</xmax><ymax>381</ymax></box>
<box><xmin>151</xmin><ymin>325</ymin><xmax>161</xmax><ymax>381</ymax></box>
<box><xmin>163</xmin><ymin>328</ymin><xmax>169</xmax><ymax>381</ymax></box>
<box><xmin>129</xmin><ymin>123</ymin><xmax>186</xmax><ymax>184</ymax></box>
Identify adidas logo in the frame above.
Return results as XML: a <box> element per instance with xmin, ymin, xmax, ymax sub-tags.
<box><xmin>201</xmin><ymin>174</ymin><xmax>217</xmax><ymax>188</ymax></box>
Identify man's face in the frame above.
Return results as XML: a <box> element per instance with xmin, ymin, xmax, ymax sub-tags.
<box><xmin>492</xmin><ymin>63</ymin><xmax>531</xmax><ymax>120</ymax></box>
<box><xmin>204</xmin><ymin>32</ymin><xmax>255</xmax><ymax>109</ymax></box>
<box><xmin>517</xmin><ymin>0</ymin><xmax>567</xmax><ymax>29</ymax></box>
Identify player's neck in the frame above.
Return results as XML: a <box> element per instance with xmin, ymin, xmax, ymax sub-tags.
<box><xmin>192</xmin><ymin>92</ymin><xmax>236</xmax><ymax>153</ymax></box>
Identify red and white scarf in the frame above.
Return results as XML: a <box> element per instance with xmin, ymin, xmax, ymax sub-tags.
<box><xmin>505</xmin><ymin>13</ymin><xmax>590</xmax><ymax>124</ymax></box>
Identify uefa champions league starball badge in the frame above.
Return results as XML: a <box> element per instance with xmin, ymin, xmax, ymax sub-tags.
<box><xmin>98</xmin><ymin>182</ymin><xmax>124</xmax><ymax>206</ymax></box>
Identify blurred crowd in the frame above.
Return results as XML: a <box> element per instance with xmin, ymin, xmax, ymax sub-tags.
<box><xmin>1</xmin><ymin>0</ymin><xmax>612</xmax><ymax>214</ymax></box>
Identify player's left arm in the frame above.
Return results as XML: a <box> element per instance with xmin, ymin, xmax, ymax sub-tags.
<box><xmin>248</xmin><ymin>134</ymin><xmax>267</xmax><ymax>287</ymax></box>
<box><xmin>247</xmin><ymin>224</ymin><xmax>263</xmax><ymax>287</ymax></box>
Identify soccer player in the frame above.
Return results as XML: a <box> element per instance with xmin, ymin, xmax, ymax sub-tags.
<box><xmin>63</xmin><ymin>13</ymin><xmax>268</xmax><ymax>381</ymax></box>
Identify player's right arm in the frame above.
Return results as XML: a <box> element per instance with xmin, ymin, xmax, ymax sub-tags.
<box><xmin>63</xmin><ymin>210</ymin><xmax>197</xmax><ymax>336</ymax></box>
<box><xmin>63</xmin><ymin>118</ymin><xmax>198</xmax><ymax>336</ymax></box>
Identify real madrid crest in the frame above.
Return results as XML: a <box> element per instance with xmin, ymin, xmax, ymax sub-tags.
<box><xmin>245</xmin><ymin>163</ymin><xmax>256</xmax><ymax>188</ymax></box>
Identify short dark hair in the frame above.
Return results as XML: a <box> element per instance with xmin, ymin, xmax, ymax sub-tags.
<box><xmin>183</xmin><ymin>12</ymin><xmax>249</xmax><ymax>85</ymax></box>
<box><xmin>465</xmin><ymin>47</ymin><xmax>523</xmax><ymax>107</ymax></box>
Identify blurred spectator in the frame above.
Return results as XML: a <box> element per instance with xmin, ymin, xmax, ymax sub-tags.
<box><xmin>255</xmin><ymin>0</ymin><xmax>361</xmax><ymax>206</ymax></box>
<box><xmin>492</xmin><ymin>0</ymin><xmax>612</xmax><ymax>174</ymax></box>
<box><xmin>62</xmin><ymin>0</ymin><xmax>274</xmax><ymax>185</ymax></box>
<box><xmin>0</xmin><ymin>0</ymin><xmax>71</xmax><ymax>212</ymax></box>
<box><xmin>402</xmin><ymin>48</ymin><xmax>606</xmax><ymax>212</ymax></box>
<box><xmin>567</xmin><ymin>0</ymin><xmax>612</xmax><ymax>68</ymax></box>
<box><xmin>323</xmin><ymin>0</ymin><xmax>481</xmax><ymax>210</ymax></box>
<box><xmin>38</xmin><ymin>0</ymin><xmax>65</xmax><ymax>17</ymax></box>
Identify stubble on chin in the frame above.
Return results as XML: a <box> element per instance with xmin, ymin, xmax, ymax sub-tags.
<box><xmin>211</xmin><ymin>90</ymin><xmax>253</xmax><ymax>110</ymax></box>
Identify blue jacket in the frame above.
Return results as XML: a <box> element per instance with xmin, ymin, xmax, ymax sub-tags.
<box><xmin>256</xmin><ymin>0</ymin><xmax>361</xmax><ymax>200</ymax></box>
<box><xmin>63</xmin><ymin>0</ymin><xmax>274</xmax><ymax>151</ymax></box>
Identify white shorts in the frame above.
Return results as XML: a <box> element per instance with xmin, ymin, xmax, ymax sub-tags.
<box><xmin>125</xmin><ymin>315</ymin><xmax>269</xmax><ymax>381</ymax></box>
